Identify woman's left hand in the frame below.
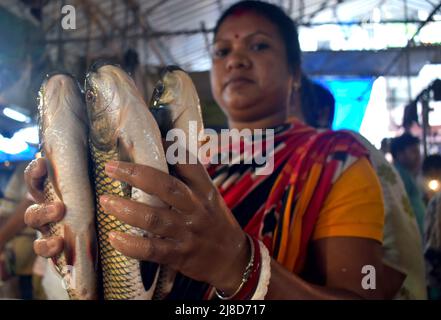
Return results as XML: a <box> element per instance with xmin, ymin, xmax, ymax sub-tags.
<box><xmin>100</xmin><ymin>153</ymin><xmax>250</xmax><ymax>295</ymax></box>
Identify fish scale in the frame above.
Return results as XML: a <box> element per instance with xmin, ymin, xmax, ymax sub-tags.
<box><xmin>90</xmin><ymin>143</ymin><xmax>142</xmax><ymax>300</ymax></box>
<box><xmin>44</xmin><ymin>180</ymin><xmax>74</xmax><ymax>297</ymax></box>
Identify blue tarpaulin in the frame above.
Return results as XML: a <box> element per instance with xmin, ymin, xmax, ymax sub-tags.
<box><xmin>314</xmin><ymin>77</ymin><xmax>374</xmax><ymax>132</ymax></box>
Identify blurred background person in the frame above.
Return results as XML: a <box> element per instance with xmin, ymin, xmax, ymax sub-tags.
<box><xmin>380</xmin><ymin>138</ymin><xmax>393</xmax><ymax>163</ymax></box>
<box><xmin>390</xmin><ymin>134</ymin><xmax>426</xmax><ymax>236</ymax></box>
<box><xmin>381</xmin><ymin>138</ymin><xmax>392</xmax><ymax>155</ymax></box>
<box><xmin>0</xmin><ymin>162</ymin><xmax>37</xmax><ymax>299</ymax></box>
<box><xmin>289</xmin><ymin>75</ymin><xmax>334</xmax><ymax>130</ymax></box>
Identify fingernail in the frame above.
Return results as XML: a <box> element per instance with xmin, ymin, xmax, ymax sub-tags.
<box><xmin>105</xmin><ymin>161</ymin><xmax>118</xmax><ymax>174</ymax></box>
<box><xmin>109</xmin><ymin>231</ymin><xmax>123</xmax><ymax>242</ymax></box>
<box><xmin>100</xmin><ymin>195</ymin><xmax>110</xmax><ymax>206</ymax></box>
<box><xmin>101</xmin><ymin>196</ymin><xmax>120</xmax><ymax>214</ymax></box>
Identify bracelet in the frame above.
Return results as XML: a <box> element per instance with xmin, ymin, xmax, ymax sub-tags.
<box><xmin>250</xmin><ymin>240</ymin><xmax>271</xmax><ymax>300</ymax></box>
<box><xmin>215</xmin><ymin>233</ymin><xmax>255</xmax><ymax>300</ymax></box>
<box><xmin>233</xmin><ymin>236</ymin><xmax>261</xmax><ymax>300</ymax></box>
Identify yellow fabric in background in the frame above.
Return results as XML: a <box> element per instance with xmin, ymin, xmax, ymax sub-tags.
<box><xmin>312</xmin><ymin>157</ymin><xmax>385</xmax><ymax>243</ymax></box>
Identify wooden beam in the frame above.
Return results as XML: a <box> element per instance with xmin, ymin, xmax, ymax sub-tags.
<box><xmin>86</xmin><ymin>0</ymin><xmax>125</xmax><ymax>35</ymax></box>
<box><xmin>125</xmin><ymin>0</ymin><xmax>171</xmax><ymax>34</ymax></box>
<box><xmin>124</xmin><ymin>0</ymin><xmax>176</xmax><ymax>65</ymax></box>
<box><xmin>75</xmin><ymin>0</ymin><xmax>107</xmax><ymax>37</ymax></box>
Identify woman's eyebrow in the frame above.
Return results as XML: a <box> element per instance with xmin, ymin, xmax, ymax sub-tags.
<box><xmin>244</xmin><ymin>31</ymin><xmax>272</xmax><ymax>40</ymax></box>
<box><xmin>213</xmin><ymin>31</ymin><xmax>272</xmax><ymax>44</ymax></box>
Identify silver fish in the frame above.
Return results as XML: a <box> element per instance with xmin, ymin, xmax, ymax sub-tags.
<box><xmin>38</xmin><ymin>73</ymin><xmax>97</xmax><ymax>300</ymax></box>
<box><xmin>149</xmin><ymin>66</ymin><xmax>205</xmax><ymax>298</ymax></box>
<box><xmin>85</xmin><ymin>62</ymin><xmax>170</xmax><ymax>300</ymax></box>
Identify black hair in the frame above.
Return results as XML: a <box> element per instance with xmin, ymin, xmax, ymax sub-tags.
<box><xmin>390</xmin><ymin>133</ymin><xmax>420</xmax><ymax>159</ymax></box>
<box><xmin>313</xmin><ymin>82</ymin><xmax>335</xmax><ymax>128</ymax></box>
<box><xmin>299</xmin><ymin>76</ymin><xmax>335</xmax><ymax>129</ymax></box>
<box><xmin>422</xmin><ymin>154</ymin><xmax>441</xmax><ymax>175</ymax></box>
<box><xmin>380</xmin><ymin>138</ymin><xmax>391</xmax><ymax>153</ymax></box>
<box><xmin>213</xmin><ymin>0</ymin><xmax>301</xmax><ymax>73</ymax></box>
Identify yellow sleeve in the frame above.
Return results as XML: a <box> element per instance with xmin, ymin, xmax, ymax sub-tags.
<box><xmin>312</xmin><ymin>157</ymin><xmax>385</xmax><ymax>243</ymax></box>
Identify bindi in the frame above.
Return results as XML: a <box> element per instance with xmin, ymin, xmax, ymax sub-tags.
<box><xmin>231</xmin><ymin>7</ymin><xmax>249</xmax><ymax>17</ymax></box>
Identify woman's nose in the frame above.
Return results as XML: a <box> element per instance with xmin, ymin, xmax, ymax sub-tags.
<box><xmin>226</xmin><ymin>51</ymin><xmax>251</xmax><ymax>70</ymax></box>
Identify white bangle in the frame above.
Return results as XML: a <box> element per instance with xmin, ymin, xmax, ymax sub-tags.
<box><xmin>251</xmin><ymin>240</ymin><xmax>271</xmax><ymax>300</ymax></box>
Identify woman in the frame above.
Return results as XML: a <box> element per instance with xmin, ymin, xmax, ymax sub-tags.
<box><xmin>23</xmin><ymin>1</ymin><xmax>385</xmax><ymax>299</ymax></box>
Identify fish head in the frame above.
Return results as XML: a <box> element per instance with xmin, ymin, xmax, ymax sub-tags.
<box><xmin>38</xmin><ymin>73</ymin><xmax>87</xmax><ymax>145</ymax></box>
<box><xmin>150</xmin><ymin>66</ymin><xmax>200</xmax><ymax>114</ymax></box>
<box><xmin>85</xmin><ymin>62</ymin><xmax>137</xmax><ymax>149</ymax></box>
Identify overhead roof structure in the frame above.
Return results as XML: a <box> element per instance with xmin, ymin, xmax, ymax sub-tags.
<box><xmin>1</xmin><ymin>0</ymin><xmax>440</xmax><ymax>71</ymax></box>
<box><xmin>0</xmin><ymin>0</ymin><xmax>440</xmax><ymax>136</ymax></box>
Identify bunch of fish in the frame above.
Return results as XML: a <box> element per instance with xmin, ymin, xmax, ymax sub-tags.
<box><xmin>37</xmin><ymin>63</ymin><xmax>204</xmax><ymax>299</ymax></box>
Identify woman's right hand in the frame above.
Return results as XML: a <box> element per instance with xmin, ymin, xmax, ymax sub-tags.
<box><xmin>24</xmin><ymin>158</ymin><xmax>65</xmax><ymax>258</ymax></box>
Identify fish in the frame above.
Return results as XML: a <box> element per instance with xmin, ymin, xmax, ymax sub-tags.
<box><xmin>84</xmin><ymin>61</ymin><xmax>170</xmax><ymax>300</ymax></box>
<box><xmin>150</xmin><ymin>66</ymin><xmax>205</xmax><ymax>153</ymax></box>
<box><xmin>149</xmin><ymin>66</ymin><xmax>205</xmax><ymax>299</ymax></box>
<box><xmin>38</xmin><ymin>73</ymin><xmax>98</xmax><ymax>300</ymax></box>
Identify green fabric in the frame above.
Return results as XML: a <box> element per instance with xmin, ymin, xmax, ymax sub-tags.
<box><xmin>394</xmin><ymin>163</ymin><xmax>426</xmax><ymax>236</ymax></box>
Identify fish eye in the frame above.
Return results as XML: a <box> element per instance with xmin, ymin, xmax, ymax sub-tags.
<box><xmin>155</xmin><ymin>81</ymin><xmax>165</xmax><ymax>95</ymax></box>
<box><xmin>86</xmin><ymin>89</ymin><xmax>96</xmax><ymax>103</ymax></box>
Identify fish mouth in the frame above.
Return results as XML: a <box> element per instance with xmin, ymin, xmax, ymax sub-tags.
<box><xmin>150</xmin><ymin>66</ymin><xmax>187</xmax><ymax>108</ymax></box>
<box><xmin>149</xmin><ymin>80</ymin><xmax>165</xmax><ymax>108</ymax></box>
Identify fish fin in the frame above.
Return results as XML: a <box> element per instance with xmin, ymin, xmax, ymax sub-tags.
<box><xmin>46</xmin><ymin>154</ymin><xmax>63</xmax><ymax>202</ymax></box>
<box><xmin>150</xmin><ymin>106</ymin><xmax>173</xmax><ymax>138</ymax></box>
<box><xmin>153</xmin><ymin>266</ymin><xmax>176</xmax><ymax>300</ymax></box>
<box><xmin>140</xmin><ymin>261</ymin><xmax>160</xmax><ymax>293</ymax></box>
<box><xmin>117</xmin><ymin>136</ymin><xmax>133</xmax><ymax>163</ymax></box>
<box><xmin>63</xmin><ymin>225</ymin><xmax>76</xmax><ymax>267</ymax></box>
<box><xmin>87</xmin><ymin>223</ymin><xmax>99</xmax><ymax>272</ymax></box>
<box><xmin>117</xmin><ymin>137</ymin><xmax>133</xmax><ymax>197</ymax></box>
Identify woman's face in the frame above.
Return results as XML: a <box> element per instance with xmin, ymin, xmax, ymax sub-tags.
<box><xmin>210</xmin><ymin>11</ymin><xmax>297</xmax><ymax>124</ymax></box>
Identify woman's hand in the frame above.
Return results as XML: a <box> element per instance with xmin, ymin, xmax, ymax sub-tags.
<box><xmin>23</xmin><ymin>158</ymin><xmax>65</xmax><ymax>258</ymax></box>
<box><xmin>100</xmin><ymin>152</ymin><xmax>250</xmax><ymax>295</ymax></box>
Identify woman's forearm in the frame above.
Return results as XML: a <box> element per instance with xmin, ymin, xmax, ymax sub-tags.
<box><xmin>265</xmin><ymin>260</ymin><xmax>364</xmax><ymax>300</ymax></box>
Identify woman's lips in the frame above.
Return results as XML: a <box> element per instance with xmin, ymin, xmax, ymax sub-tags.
<box><xmin>224</xmin><ymin>77</ymin><xmax>254</xmax><ymax>89</ymax></box>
